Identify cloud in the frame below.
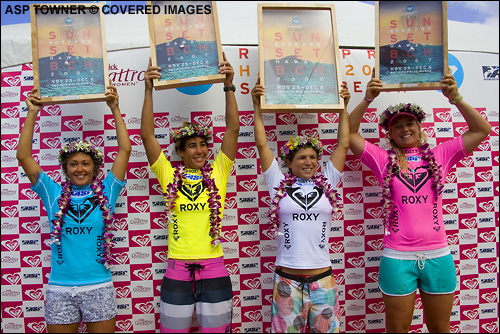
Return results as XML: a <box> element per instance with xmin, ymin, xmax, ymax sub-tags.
<box><xmin>462</xmin><ymin>1</ymin><xmax>496</xmax><ymax>12</ymax></box>
<box><xmin>479</xmin><ymin>16</ymin><xmax>499</xmax><ymax>26</ymax></box>
<box><xmin>462</xmin><ymin>1</ymin><xmax>499</xmax><ymax>26</ymax></box>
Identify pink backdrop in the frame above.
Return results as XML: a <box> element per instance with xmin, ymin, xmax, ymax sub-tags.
<box><xmin>1</xmin><ymin>46</ymin><xmax>498</xmax><ymax>333</ymax></box>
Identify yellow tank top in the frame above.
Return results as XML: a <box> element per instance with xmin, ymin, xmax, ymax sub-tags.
<box><xmin>150</xmin><ymin>150</ymin><xmax>234</xmax><ymax>259</ymax></box>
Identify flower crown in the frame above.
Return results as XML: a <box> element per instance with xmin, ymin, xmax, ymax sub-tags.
<box><xmin>379</xmin><ymin>103</ymin><xmax>426</xmax><ymax>131</ymax></box>
<box><xmin>170</xmin><ymin>122</ymin><xmax>213</xmax><ymax>143</ymax></box>
<box><xmin>58</xmin><ymin>140</ymin><xmax>104</xmax><ymax>167</ymax></box>
<box><xmin>279</xmin><ymin>135</ymin><xmax>323</xmax><ymax>161</ymax></box>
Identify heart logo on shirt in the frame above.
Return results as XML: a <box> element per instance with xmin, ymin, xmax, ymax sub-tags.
<box><xmin>286</xmin><ymin>186</ymin><xmax>323</xmax><ymax>211</ymax></box>
<box><xmin>179</xmin><ymin>181</ymin><xmax>205</xmax><ymax>202</ymax></box>
<box><xmin>396</xmin><ymin>166</ymin><xmax>430</xmax><ymax>193</ymax></box>
<box><xmin>66</xmin><ymin>198</ymin><xmax>99</xmax><ymax>224</ymax></box>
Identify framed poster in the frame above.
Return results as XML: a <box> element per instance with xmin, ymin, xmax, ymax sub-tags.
<box><xmin>30</xmin><ymin>3</ymin><xmax>109</xmax><ymax>104</ymax></box>
<box><xmin>376</xmin><ymin>1</ymin><xmax>448</xmax><ymax>91</ymax></box>
<box><xmin>148</xmin><ymin>1</ymin><xmax>225</xmax><ymax>90</ymax></box>
<box><xmin>258</xmin><ymin>4</ymin><xmax>344</xmax><ymax>113</ymax></box>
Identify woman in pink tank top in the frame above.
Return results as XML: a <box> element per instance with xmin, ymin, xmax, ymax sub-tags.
<box><xmin>348</xmin><ymin>70</ymin><xmax>491</xmax><ymax>333</ymax></box>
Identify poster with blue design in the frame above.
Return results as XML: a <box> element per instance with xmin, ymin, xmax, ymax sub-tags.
<box><xmin>376</xmin><ymin>1</ymin><xmax>448</xmax><ymax>91</ymax></box>
<box><xmin>30</xmin><ymin>3</ymin><xmax>108</xmax><ymax>104</ymax></box>
<box><xmin>258</xmin><ymin>4</ymin><xmax>344</xmax><ymax>113</ymax></box>
<box><xmin>148</xmin><ymin>1</ymin><xmax>225</xmax><ymax>89</ymax></box>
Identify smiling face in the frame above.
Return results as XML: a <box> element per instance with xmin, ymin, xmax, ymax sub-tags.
<box><xmin>65</xmin><ymin>152</ymin><xmax>95</xmax><ymax>187</ymax></box>
<box><xmin>177</xmin><ymin>136</ymin><xmax>209</xmax><ymax>169</ymax></box>
<box><xmin>285</xmin><ymin>147</ymin><xmax>319</xmax><ymax>179</ymax></box>
<box><xmin>387</xmin><ymin>115</ymin><xmax>421</xmax><ymax>149</ymax></box>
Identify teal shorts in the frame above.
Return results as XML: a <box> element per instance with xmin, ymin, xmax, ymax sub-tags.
<box><xmin>379</xmin><ymin>249</ymin><xmax>457</xmax><ymax>296</ymax></box>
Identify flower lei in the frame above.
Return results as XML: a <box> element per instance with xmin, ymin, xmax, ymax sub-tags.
<box><xmin>58</xmin><ymin>140</ymin><xmax>104</xmax><ymax>167</ymax></box>
<box><xmin>268</xmin><ymin>173</ymin><xmax>341</xmax><ymax>235</ymax></box>
<box><xmin>164</xmin><ymin>162</ymin><xmax>223</xmax><ymax>246</ymax></box>
<box><xmin>379</xmin><ymin>102</ymin><xmax>426</xmax><ymax>131</ymax></box>
<box><xmin>49</xmin><ymin>177</ymin><xmax>116</xmax><ymax>269</ymax></box>
<box><xmin>279</xmin><ymin>135</ymin><xmax>324</xmax><ymax>161</ymax></box>
<box><xmin>170</xmin><ymin>122</ymin><xmax>213</xmax><ymax>143</ymax></box>
<box><xmin>381</xmin><ymin>144</ymin><xmax>444</xmax><ymax>235</ymax></box>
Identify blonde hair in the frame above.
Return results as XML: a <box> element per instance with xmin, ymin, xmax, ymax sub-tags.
<box><xmin>387</xmin><ymin>127</ymin><xmax>428</xmax><ymax>172</ymax></box>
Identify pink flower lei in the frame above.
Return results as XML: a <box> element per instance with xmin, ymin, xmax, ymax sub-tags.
<box><xmin>381</xmin><ymin>144</ymin><xmax>443</xmax><ymax>235</ymax></box>
<box><xmin>164</xmin><ymin>162</ymin><xmax>223</xmax><ymax>246</ymax></box>
<box><xmin>268</xmin><ymin>173</ymin><xmax>341</xmax><ymax>235</ymax></box>
<box><xmin>50</xmin><ymin>177</ymin><xmax>116</xmax><ymax>269</ymax></box>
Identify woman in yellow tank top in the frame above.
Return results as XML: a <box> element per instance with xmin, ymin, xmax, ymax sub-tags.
<box><xmin>140</xmin><ymin>53</ymin><xmax>239</xmax><ymax>333</ymax></box>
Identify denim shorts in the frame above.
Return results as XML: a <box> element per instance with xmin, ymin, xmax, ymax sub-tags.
<box><xmin>45</xmin><ymin>282</ymin><xmax>117</xmax><ymax>324</ymax></box>
<box><xmin>379</xmin><ymin>248</ymin><xmax>457</xmax><ymax>296</ymax></box>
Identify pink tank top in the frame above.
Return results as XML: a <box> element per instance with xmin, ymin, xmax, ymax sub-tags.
<box><xmin>359</xmin><ymin>136</ymin><xmax>467</xmax><ymax>251</ymax></box>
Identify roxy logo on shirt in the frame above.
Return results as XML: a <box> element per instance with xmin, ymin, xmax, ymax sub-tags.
<box><xmin>66</xmin><ymin>197</ymin><xmax>99</xmax><ymax>225</ymax></box>
<box><xmin>286</xmin><ymin>186</ymin><xmax>324</xmax><ymax>211</ymax></box>
<box><xmin>179</xmin><ymin>180</ymin><xmax>205</xmax><ymax>202</ymax></box>
<box><xmin>396</xmin><ymin>166</ymin><xmax>431</xmax><ymax>194</ymax></box>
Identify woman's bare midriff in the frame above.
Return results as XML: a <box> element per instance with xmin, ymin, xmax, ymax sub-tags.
<box><xmin>277</xmin><ymin>266</ymin><xmax>331</xmax><ymax>276</ymax></box>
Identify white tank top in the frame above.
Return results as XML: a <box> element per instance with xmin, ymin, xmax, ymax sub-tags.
<box><xmin>263</xmin><ymin>159</ymin><xmax>342</xmax><ymax>269</ymax></box>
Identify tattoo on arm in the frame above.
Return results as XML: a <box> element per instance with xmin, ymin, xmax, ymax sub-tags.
<box><xmin>29</xmin><ymin>171</ymin><xmax>41</xmax><ymax>183</ymax></box>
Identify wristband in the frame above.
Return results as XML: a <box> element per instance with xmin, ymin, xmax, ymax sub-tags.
<box><xmin>449</xmin><ymin>94</ymin><xmax>463</xmax><ymax>105</ymax></box>
<box><xmin>364</xmin><ymin>96</ymin><xmax>374</xmax><ymax>103</ymax></box>
<box><xmin>223</xmin><ymin>85</ymin><xmax>236</xmax><ymax>92</ymax></box>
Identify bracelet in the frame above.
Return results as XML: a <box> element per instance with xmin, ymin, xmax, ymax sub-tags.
<box><xmin>364</xmin><ymin>96</ymin><xmax>374</xmax><ymax>103</ymax></box>
<box><xmin>449</xmin><ymin>94</ymin><xmax>463</xmax><ymax>104</ymax></box>
<box><xmin>223</xmin><ymin>85</ymin><xmax>236</xmax><ymax>92</ymax></box>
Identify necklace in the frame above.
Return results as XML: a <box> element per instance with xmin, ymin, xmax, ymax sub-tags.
<box><xmin>268</xmin><ymin>173</ymin><xmax>341</xmax><ymax>236</ymax></box>
<box><xmin>50</xmin><ymin>177</ymin><xmax>116</xmax><ymax>269</ymax></box>
<box><xmin>164</xmin><ymin>162</ymin><xmax>223</xmax><ymax>246</ymax></box>
<box><xmin>381</xmin><ymin>144</ymin><xmax>443</xmax><ymax>235</ymax></box>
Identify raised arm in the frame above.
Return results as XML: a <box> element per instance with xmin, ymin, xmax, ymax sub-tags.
<box><xmin>440</xmin><ymin>73</ymin><xmax>491</xmax><ymax>154</ymax></box>
<box><xmin>106</xmin><ymin>80</ymin><xmax>131</xmax><ymax>182</ymax></box>
<box><xmin>330</xmin><ymin>84</ymin><xmax>350</xmax><ymax>172</ymax></box>
<box><xmin>219</xmin><ymin>52</ymin><xmax>240</xmax><ymax>161</ymax></box>
<box><xmin>140</xmin><ymin>58</ymin><xmax>163</xmax><ymax>166</ymax></box>
<box><xmin>251</xmin><ymin>76</ymin><xmax>275</xmax><ymax>172</ymax></box>
<box><xmin>17</xmin><ymin>88</ymin><xmax>43</xmax><ymax>185</ymax></box>
<box><xmin>348</xmin><ymin>72</ymin><xmax>382</xmax><ymax>157</ymax></box>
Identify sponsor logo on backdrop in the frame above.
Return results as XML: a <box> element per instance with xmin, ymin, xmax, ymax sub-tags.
<box><xmin>1</xmin><ymin>48</ymin><xmax>498</xmax><ymax>333</ymax></box>
<box><xmin>482</xmin><ymin>66</ymin><xmax>499</xmax><ymax>80</ymax></box>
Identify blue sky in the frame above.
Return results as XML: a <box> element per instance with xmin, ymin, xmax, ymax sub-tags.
<box><xmin>2</xmin><ymin>1</ymin><xmax>499</xmax><ymax>26</ymax></box>
<box><xmin>360</xmin><ymin>1</ymin><xmax>499</xmax><ymax>26</ymax></box>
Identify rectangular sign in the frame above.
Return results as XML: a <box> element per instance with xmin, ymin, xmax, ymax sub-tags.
<box><xmin>376</xmin><ymin>1</ymin><xmax>449</xmax><ymax>91</ymax></box>
<box><xmin>258</xmin><ymin>4</ymin><xmax>344</xmax><ymax>112</ymax></box>
<box><xmin>30</xmin><ymin>3</ymin><xmax>109</xmax><ymax>104</ymax></box>
<box><xmin>148</xmin><ymin>1</ymin><xmax>225</xmax><ymax>89</ymax></box>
